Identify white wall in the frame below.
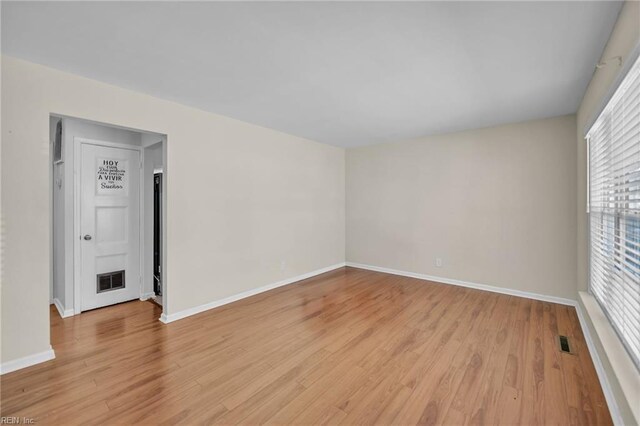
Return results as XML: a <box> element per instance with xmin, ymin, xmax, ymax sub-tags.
<box><xmin>1</xmin><ymin>56</ymin><xmax>345</xmax><ymax>365</ymax></box>
<box><xmin>347</xmin><ymin>115</ymin><xmax>578</xmax><ymax>300</ymax></box>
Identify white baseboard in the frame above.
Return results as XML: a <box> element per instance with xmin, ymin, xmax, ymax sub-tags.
<box><xmin>0</xmin><ymin>347</ymin><xmax>55</xmax><ymax>375</ymax></box>
<box><xmin>159</xmin><ymin>262</ymin><xmax>346</xmax><ymax>323</ymax></box>
<box><xmin>345</xmin><ymin>262</ymin><xmax>577</xmax><ymax>306</ymax></box>
<box><xmin>53</xmin><ymin>297</ymin><xmax>75</xmax><ymax>318</ymax></box>
<box><xmin>140</xmin><ymin>292</ymin><xmax>156</xmax><ymax>301</ymax></box>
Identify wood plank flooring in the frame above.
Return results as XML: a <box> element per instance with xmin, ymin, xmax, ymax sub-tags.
<box><xmin>0</xmin><ymin>267</ymin><xmax>611</xmax><ymax>425</ymax></box>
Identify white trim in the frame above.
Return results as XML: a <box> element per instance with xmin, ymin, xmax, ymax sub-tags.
<box><xmin>53</xmin><ymin>298</ymin><xmax>74</xmax><ymax>318</ymax></box>
<box><xmin>0</xmin><ymin>347</ymin><xmax>55</xmax><ymax>375</ymax></box>
<box><xmin>159</xmin><ymin>263</ymin><xmax>346</xmax><ymax>323</ymax></box>
<box><xmin>75</xmin><ymin>137</ymin><xmax>144</xmax><ymax>151</ymax></box>
<box><xmin>345</xmin><ymin>262</ymin><xmax>576</xmax><ymax>306</ymax></box>
<box><xmin>574</xmin><ymin>300</ymin><xmax>624</xmax><ymax>426</ymax></box>
<box><xmin>586</xmin><ymin>135</ymin><xmax>590</xmax><ymax>214</ymax></box>
<box><xmin>73</xmin><ymin>136</ymin><xmax>80</xmax><ymax>314</ymax></box>
<box><xmin>160</xmin><ymin>136</ymin><xmax>168</xmax><ymax>320</ymax></box>
<box><xmin>140</xmin><ymin>292</ymin><xmax>156</xmax><ymax>301</ymax></box>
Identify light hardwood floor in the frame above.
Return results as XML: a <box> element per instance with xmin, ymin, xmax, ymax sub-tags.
<box><xmin>1</xmin><ymin>267</ymin><xmax>611</xmax><ymax>425</ymax></box>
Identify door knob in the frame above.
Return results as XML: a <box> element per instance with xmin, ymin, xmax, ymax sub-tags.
<box><xmin>83</xmin><ymin>234</ymin><xmax>92</xmax><ymax>241</ymax></box>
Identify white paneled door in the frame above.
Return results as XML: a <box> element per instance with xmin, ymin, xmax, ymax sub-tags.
<box><xmin>80</xmin><ymin>142</ymin><xmax>141</xmax><ymax>311</ymax></box>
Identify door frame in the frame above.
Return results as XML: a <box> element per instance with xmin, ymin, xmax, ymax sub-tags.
<box><xmin>73</xmin><ymin>137</ymin><xmax>145</xmax><ymax>314</ymax></box>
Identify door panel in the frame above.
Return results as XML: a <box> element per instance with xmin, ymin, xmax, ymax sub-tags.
<box><xmin>81</xmin><ymin>142</ymin><xmax>140</xmax><ymax>311</ymax></box>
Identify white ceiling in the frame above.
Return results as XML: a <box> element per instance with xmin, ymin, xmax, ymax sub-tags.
<box><xmin>1</xmin><ymin>1</ymin><xmax>622</xmax><ymax>147</ymax></box>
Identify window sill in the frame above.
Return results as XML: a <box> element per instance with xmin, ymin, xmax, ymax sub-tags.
<box><xmin>578</xmin><ymin>291</ymin><xmax>640</xmax><ymax>425</ymax></box>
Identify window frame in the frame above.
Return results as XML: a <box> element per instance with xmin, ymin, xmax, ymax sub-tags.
<box><xmin>586</xmin><ymin>49</ymin><xmax>640</xmax><ymax>372</ymax></box>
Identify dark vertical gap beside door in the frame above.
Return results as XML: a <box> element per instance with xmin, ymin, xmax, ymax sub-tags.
<box><xmin>153</xmin><ymin>173</ymin><xmax>163</xmax><ymax>296</ymax></box>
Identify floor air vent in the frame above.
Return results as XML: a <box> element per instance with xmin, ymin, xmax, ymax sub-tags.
<box><xmin>558</xmin><ymin>335</ymin><xmax>573</xmax><ymax>354</ymax></box>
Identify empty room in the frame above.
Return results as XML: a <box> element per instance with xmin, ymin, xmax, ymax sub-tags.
<box><xmin>1</xmin><ymin>1</ymin><xmax>639</xmax><ymax>425</ymax></box>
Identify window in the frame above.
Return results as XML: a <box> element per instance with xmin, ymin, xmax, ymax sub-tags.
<box><xmin>588</xmin><ymin>55</ymin><xmax>640</xmax><ymax>370</ymax></box>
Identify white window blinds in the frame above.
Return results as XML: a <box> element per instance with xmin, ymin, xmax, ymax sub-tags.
<box><xmin>588</xmin><ymin>55</ymin><xmax>640</xmax><ymax>370</ymax></box>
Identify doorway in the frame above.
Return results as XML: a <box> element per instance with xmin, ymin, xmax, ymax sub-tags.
<box><xmin>50</xmin><ymin>115</ymin><xmax>167</xmax><ymax>317</ymax></box>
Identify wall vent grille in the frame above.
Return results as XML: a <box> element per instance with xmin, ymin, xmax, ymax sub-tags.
<box><xmin>97</xmin><ymin>270</ymin><xmax>125</xmax><ymax>293</ymax></box>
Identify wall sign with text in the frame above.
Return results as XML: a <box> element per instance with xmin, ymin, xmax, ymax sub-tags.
<box><xmin>96</xmin><ymin>158</ymin><xmax>128</xmax><ymax>195</ymax></box>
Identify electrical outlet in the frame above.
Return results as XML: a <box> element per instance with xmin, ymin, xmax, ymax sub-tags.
<box><xmin>435</xmin><ymin>257</ymin><xmax>443</xmax><ymax>267</ymax></box>
<box><xmin>280</xmin><ymin>260</ymin><xmax>286</xmax><ymax>272</ymax></box>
